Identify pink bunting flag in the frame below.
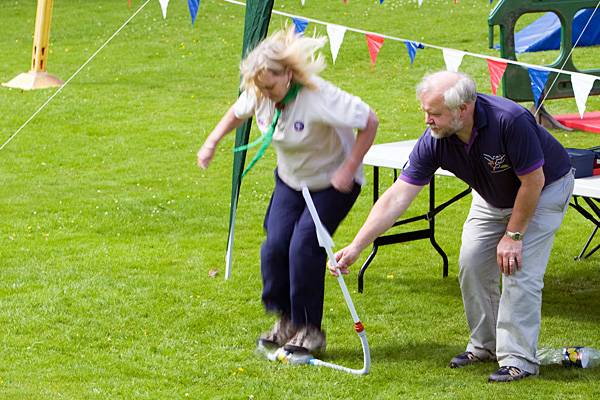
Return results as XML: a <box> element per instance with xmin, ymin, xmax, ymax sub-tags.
<box><xmin>486</xmin><ymin>59</ymin><xmax>508</xmax><ymax>96</ymax></box>
<box><xmin>366</xmin><ymin>34</ymin><xmax>384</xmax><ymax>66</ymax></box>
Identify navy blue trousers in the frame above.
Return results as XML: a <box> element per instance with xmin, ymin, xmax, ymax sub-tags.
<box><xmin>261</xmin><ymin>171</ymin><xmax>360</xmax><ymax>329</ymax></box>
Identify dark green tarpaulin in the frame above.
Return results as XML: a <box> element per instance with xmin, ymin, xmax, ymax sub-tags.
<box><xmin>225</xmin><ymin>0</ymin><xmax>275</xmax><ymax>279</ymax></box>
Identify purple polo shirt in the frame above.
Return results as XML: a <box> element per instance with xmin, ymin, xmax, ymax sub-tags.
<box><xmin>400</xmin><ymin>93</ymin><xmax>571</xmax><ymax>208</ymax></box>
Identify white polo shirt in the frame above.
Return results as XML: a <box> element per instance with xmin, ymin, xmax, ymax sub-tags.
<box><xmin>233</xmin><ymin>76</ymin><xmax>370</xmax><ymax>191</ymax></box>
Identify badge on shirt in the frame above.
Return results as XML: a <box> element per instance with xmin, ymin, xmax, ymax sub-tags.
<box><xmin>483</xmin><ymin>153</ymin><xmax>511</xmax><ymax>173</ymax></box>
<box><xmin>293</xmin><ymin>121</ymin><xmax>305</xmax><ymax>132</ymax></box>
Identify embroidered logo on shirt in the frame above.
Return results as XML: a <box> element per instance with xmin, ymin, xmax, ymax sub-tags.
<box><xmin>483</xmin><ymin>153</ymin><xmax>511</xmax><ymax>173</ymax></box>
<box><xmin>293</xmin><ymin>121</ymin><xmax>305</xmax><ymax>131</ymax></box>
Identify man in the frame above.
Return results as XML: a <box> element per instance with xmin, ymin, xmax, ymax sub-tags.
<box><xmin>332</xmin><ymin>71</ymin><xmax>574</xmax><ymax>382</ymax></box>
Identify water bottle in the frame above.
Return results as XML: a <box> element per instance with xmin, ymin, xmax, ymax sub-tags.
<box><xmin>537</xmin><ymin>347</ymin><xmax>600</xmax><ymax>368</ymax></box>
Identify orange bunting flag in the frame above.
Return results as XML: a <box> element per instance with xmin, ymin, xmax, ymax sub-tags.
<box><xmin>486</xmin><ymin>59</ymin><xmax>508</xmax><ymax>96</ymax></box>
<box><xmin>366</xmin><ymin>34</ymin><xmax>384</xmax><ymax>66</ymax></box>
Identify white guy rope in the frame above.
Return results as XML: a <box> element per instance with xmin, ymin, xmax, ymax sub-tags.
<box><xmin>533</xmin><ymin>1</ymin><xmax>600</xmax><ymax>116</ymax></box>
<box><xmin>0</xmin><ymin>0</ymin><xmax>152</xmax><ymax>152</ymax></box>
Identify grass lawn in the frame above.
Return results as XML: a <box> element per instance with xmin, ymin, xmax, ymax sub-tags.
<box><xmin>1</xmin><ymin>0</ymin><xmax>599</xmax><ymax>398</ymax></box>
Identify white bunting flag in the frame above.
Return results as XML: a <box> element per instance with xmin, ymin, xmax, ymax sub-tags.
<box><xmin>159</xmin><ymin>0</ymin><xmax>170</xmax><ymax>19</ymax></box>
<box><xmin>571</xmin><ymin>72</ymin><xmax>597</xmax><ymax>118</ymax></box>
<box><xmin>327</xmin><ymin>24</ymin><xmax>347</xmax><ymax>64</ymax></box>
<box><xmin>418</xmin><ymin>0</ymin><xmax>423</xmax><ymax>6</ymax></box>
<box><xmin>301</xmin><ymin>0</ymin><xmax>305</xmax><ymax>5</ymax></box>
<box><xmin>443</xmin><ymin>48</ymin><xmax>465</xmax><ymax>72</ymax></box>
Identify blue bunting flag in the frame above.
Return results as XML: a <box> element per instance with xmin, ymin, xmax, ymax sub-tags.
<box><xmin>292</xmin><ymin>17</ymin><xmax>309</xmax><ymax>35</ymax></box>
<box><xmin>527</xmin><ymin>67</ymin><xmax>550</xmax><ymax>107</ymax></box>
<box><xmin>188</xmin><ymin>0</ymin><xmax>200</xmax><ymax>25</ymax></box>
<box><xmin>404</xmin><ymin>41</ymin><xmax>424</xmax><ymax>65</ymax></box>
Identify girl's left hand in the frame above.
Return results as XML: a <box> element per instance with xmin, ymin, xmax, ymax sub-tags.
<box><xmin>331</xmin><ymin>165</ymin><xmax>354</xmax><ymax>193</ymax></box>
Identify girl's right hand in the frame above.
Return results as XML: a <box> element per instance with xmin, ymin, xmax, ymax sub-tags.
<box><xmin>197</xmin><ymin>143</ymin><xmax>216</xmax><ymax>169</ymax></box>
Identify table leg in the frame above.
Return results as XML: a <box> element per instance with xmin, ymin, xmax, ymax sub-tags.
<box><xmin>428</xmin><ymin>178</ymin><xmax>449</xmax><ymax>277</ymax></box>
<box><xmin>358</xmin><ymin>167</ymin><xmax>470</xmax><ymax>293</ymax></box>
<box><xmin>570</xmin><ymin>196</ymin><xmax>600</xmax><ymax>260</ymax></box>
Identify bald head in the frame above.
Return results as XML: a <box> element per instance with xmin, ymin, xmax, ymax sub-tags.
<box><xmin>416</xmin><ymin>71</ymin><xmax>477</xmax><ymax>110</ymax></box>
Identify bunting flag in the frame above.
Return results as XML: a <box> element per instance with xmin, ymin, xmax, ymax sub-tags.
<box><xmin>418</xmin><ymin>0</ymin><xmax>423</xmax><ymax>6</ymax></box>
<box><xmin>486</xmin><ymin>59</ymin><xmax>507</xmax><ymax>95</ymax></box>
<box><xmin>442</xmin><ymin>48</ymin><xmax>465</xmax><ymax>72</ymax></box>
<box><xmin>188</xmin><ymin>0</ymin><xmax>200</xmax><ymax>25</ymax></box>
<box><xmin>380</xmin><ymin>0</ymin><xmax>384</xmax><ymax>4</ymax></box>
<box><xmin>571</xmin><ymin>73</ymin><xmax>598</xmax><ymax>118</ymax></box>
<box><xmin>292</xmin><ymin>17</ymin><xmax>308</xmax><ymax>35</ymax></box>
<box><xmin>366</xmin><ymin>34</ymin><xmax>384</xmax><ymax>66</ymax></box>
<box><xmin>527</xmin><ymin>67</ymin><xmax>550</xmax><ymax>107</ymax></box>
<box><xmin>159</xmin><ymin>0</ymin><xmax>169</xmax><ymax>19</ymax></box>
<box><xmin>301</xmin><ymin>0</ymin><xmax>305</xmax><ymax>5</ymax></box>
<box><xmin>128</xmin><ymin>0</ymin><xmax>132</xmax><ymax>8</ymax></box>
<box><xmin>404</xmin><ymin>41</ymin><xmax>424</xmax><ymax>65</ymax></box>
<box><xmin>327</xmin><ymin>24</ymin><xmax>346</xmax><ymax>64</ymax></box>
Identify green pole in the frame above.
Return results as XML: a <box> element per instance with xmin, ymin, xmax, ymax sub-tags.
<box><xmin>225</xmin><ymin>0</ymin><xmax>275</xmax><ymax>279</ymax></box>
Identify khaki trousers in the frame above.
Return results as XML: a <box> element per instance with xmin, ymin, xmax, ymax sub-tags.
<box><xmin>458</xmin><ymin>170</ymin><xmax>574</xmax><ymax>374</ymax></box>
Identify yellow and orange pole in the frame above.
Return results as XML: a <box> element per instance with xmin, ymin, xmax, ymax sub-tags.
<box><xmin>3</xmin><ymin>0</ymin><xmax>63</xmax><ymax>90</ymax></box>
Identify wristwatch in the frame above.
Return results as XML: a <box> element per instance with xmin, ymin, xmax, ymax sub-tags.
<box><xmin>505</xmin><ymin>231</ymin><xmax>524</xmax><ymax>241</ymax></box>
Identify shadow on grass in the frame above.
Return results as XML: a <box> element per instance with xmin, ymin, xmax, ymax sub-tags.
<box><xmin>357</xmin><ymin>273</ymin><xmax>462</xmax><ymax>299</ymax></box>
<box><xmin>542</xmin><ymin>259</ymin><xmax>600</xmax><ymax>323</ymax></box>
<box><xmin>323</xmin><ymin>342</ymin><xmax>600</xmax><ymax>383</ymax></box>
<box><xmin>536</xmin><ymin>365</ymin><xmax>600</xmax><ymax>382</ymax></box>
<box><xmin>324</xmin><ymin>341</ymin><xmax>463</xmax><ymax>365</ymax></box>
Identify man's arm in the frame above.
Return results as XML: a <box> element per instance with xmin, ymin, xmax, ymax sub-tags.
<box><xmin>332</xmin><ymin>178</ymin><xmax>424</xmax><ymax>275</ymax></box>
<box><xmin>496</xmin><ymin>166</ymin><xmax>545</xmax><ymax>275</ymax></box>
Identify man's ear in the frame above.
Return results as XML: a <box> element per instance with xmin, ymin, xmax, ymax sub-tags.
<box><xmin>459</xmin><ymin>102</ymin><xmax>470</xmax><ymax>118</ymax></box>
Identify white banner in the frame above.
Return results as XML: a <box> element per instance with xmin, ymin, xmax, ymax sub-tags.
<box><xmin>159</xmin><ymin>0</ymin><xmax>169</xmax><ymax>19</ymax></box>
<box><xmin>442</xmin><ymin>48</ymin><xmax>465</xmax><ymax>72</ymax></box>
<box><xmin>571</xmin><ymin>72</ymin><xmax>597</xmax><ymax>118</ymax></box>
<box><xmin>327</xmin><ymin>24</ymin><xmax>347</xmax><ymax>64</ymax></box>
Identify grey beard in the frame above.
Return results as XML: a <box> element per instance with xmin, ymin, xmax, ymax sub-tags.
<box><xmin>429</xmin><ymin>118</ymin><xmax>464</xmax><ymax>139</ymax></box>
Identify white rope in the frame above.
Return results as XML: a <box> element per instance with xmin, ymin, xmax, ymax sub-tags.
<box><xmin>0</xmin><ymin>0</ymin><xmax>152</xmax><ymax>152</ymax></box>
<box><xmin>533</xmin><ymin>1</ymin><xmax>600</xmax><ymax>116</ymax></box>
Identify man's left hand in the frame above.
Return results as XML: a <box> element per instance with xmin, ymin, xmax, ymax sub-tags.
<box><xmin>496</xmin><ymin>236</ymin><xmax>523</xmax><ymax>275</ymax></box>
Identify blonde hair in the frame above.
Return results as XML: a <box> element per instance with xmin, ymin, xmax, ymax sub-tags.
<box><xmin>240</xmin><ymin>27</ymin><xmax>327</xmax><ymax>96</ymax></box>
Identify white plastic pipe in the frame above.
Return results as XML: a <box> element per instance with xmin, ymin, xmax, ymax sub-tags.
<box><xmin>300</xmin><ymin>186</ymin><xmax>371</xmax><ymax>375</ymax></box>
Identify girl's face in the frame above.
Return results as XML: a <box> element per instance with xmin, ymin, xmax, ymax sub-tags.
<box><xmin>256</xmin><ymin>69</ymin><xmax>292</xmax><ymax>103</ymax></box>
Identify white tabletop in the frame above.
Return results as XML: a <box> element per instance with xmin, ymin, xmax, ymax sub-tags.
<box><xmin>363</xmin><ymin>140</ymin><xmax>600</xmax><ymax>199</ymax></box>
<box><xmin>362</xmin><ymin>139</ymin><xmax>455</xmax><ymax>177</ymax></box>
<box><xmin>573</xmin><ymin>175</ymin><xmax>600</xmax><ymax>199</ymax></box>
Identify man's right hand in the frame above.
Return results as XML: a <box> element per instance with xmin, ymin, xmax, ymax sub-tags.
<box><xmin>329</xmin><ymin>244</ymin><xmax>361</xmax><ymax>276</ymax></box>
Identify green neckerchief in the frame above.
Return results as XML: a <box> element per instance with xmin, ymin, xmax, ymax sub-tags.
<box><xmin>234</xmin><ymin>83</ymin><xmax>302</xmax><ymax>178</ymax></box>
